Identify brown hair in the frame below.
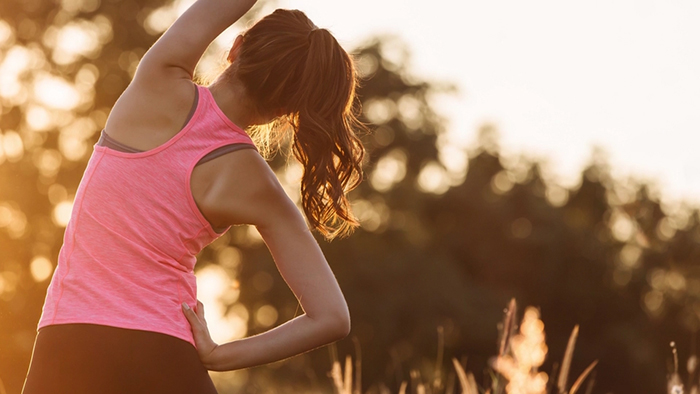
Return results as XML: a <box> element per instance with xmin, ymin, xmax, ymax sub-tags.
<box><xmin>231</xmin><ymin>9</ymin><xmax>366</xmax><ymax>240</ymax></box>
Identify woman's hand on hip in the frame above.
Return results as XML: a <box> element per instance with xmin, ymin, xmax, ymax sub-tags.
<box><xmin>182</xmin><ymin>300</ymin><xmax>221</xmax><ymax>369</ymax></box>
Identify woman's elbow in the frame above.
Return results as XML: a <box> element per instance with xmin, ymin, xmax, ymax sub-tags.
<box><xmin>324</xmin><ymin>306</ymin><xmax>351</xmax><ymax>341</ymax></box>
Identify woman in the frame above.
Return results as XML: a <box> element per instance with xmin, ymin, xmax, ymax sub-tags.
<box><xmin>22</xmin><ymin>0</ymin><xmax>366</xmax><ymax>392</ymax></box>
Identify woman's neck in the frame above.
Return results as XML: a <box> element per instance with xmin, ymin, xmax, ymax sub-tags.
<box><xmin>207</xmin><ymin>76</ymin><xmax>264</xmax><ymax>130</ymax></box>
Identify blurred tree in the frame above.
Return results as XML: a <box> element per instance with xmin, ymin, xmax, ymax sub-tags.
<box><xmin>1</xmin><ymin>0</ymin><xmax>700</xmax><ymax>393</ymax></box>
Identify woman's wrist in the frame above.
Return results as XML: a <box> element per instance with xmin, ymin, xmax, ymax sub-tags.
<box><xmin>203</xmin><ymin>342</ymin><xmax>226</xmax><ymax>371</ymax></box>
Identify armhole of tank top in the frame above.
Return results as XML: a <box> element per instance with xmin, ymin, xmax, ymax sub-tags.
<box><xmin>193</xmin><ymin>142</ymin><xmax>258</xmax><ymax>235</ymax></box>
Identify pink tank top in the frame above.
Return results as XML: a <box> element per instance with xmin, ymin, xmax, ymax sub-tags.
<box><xmin>38</xmin><ymin>85</ymin><xmax>255</xmax><ymax>346</ymax></box>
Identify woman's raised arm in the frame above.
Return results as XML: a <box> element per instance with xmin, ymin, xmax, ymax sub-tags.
<box><xmin>136</xmin><ymin>0</ymin><xmax>257</xmax><ymax>81</ymax></box>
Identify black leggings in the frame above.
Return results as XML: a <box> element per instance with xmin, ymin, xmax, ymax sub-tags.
<box><xmin>22</xmin><ymin>323</ymin><xmax>218</xmax><ymax>394</ymax></box>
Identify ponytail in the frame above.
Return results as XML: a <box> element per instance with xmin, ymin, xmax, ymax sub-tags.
<box><xmin>233</xmin><ymin>9</ymin><xmax>366</xmax><ymax>240</ymax></box>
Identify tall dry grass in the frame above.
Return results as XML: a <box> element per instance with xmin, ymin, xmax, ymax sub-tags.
<box><xmin>330</xmin><ymin>299</ymin><xmax>597</xmax><ymax>394</ymax></box>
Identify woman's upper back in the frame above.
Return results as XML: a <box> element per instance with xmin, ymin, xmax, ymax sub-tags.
<box><xmin>38</xmin><ymin>84</ymin><xmax>260</xmax><ymax>345</ymax></box>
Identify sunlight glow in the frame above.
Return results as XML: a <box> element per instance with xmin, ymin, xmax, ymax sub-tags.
<box><xmin>609</xmin><ymin>209</ymin><xmax>635</xmax><ymax>242</ymax></box>
<box><xmin>52</xmin><ymin>200</ymin><xmax>73</xmax><ymax>227</ymax></box>
<box><xmin>196</xmin><ymin>265</ymin><xmax>248</xmax><ymax>343</ymax></box>
<box><xmin>492</xmin><ymin>171</ymin><xmax>514</xmax><ymax>195</ymax></box>
<box><xmin>46</xmin><ymin>20</ymin><xmax>105</xmax><ymax>64</ymax></box>
<box><xmin>8</xmin><ymin>211</ymin><xmax>27</xmax><ymax>239</ymax></box>
<box><xmin>144</xmin><ymin>6</ymin><xmax>179</xmax><ymax>35</ymax></box>
<box><xmin>355</xmin><ymin>53</ymin><xmax>379</xmax><ymax>79</ymax></box>
<box><xmin>254</xmin><ymin>305</ymin><xmax>278</xmax><ymax>328</ymax></box>
<box><xmin>352</xmin><ymin>198</ymin><xmax>390</xmax><ymax>232</ymax></box>
<box><xmin>75</xmin><ymin>64</ymin><xmax>99</xmax><ymax>89</ymax></box>
<box><xmin>48</xmin><ymin>184</ymin><xmax>68</xmax><ymax>205</ymax></box>
<box><xmin>0</xmin><ymin>20</ymin><xmax>12</xmax><ymax>46</ymax></box>
<box><xmin>493</xmin><ymin>306</ymin><xmax>549</xmax><ymax>394</ymax></box>
<box><xmin>60</xmin><ymin>0</ymin><xmax>101</xmax><ymax>14</ymax></box>
<box><xmin>59</xmin><ymin>117</ymin><xmax>97</xmax><ymax>161</ymax></box>
<box><xmin>364</xmin><ymin>98</ymin><xmax>397</xmax><ymax>125</ymax></box>
<box><xmin>0</xmin><ymin>46</ymin><xmax>30</xmax><ymax>103</ymax></box>
<box><xmin>416</xmin><ymin>161</ymin><xmax>449</xmax><ymax>194</ymax></box>
<box><xmin>619</xmin><ymin>244</ymin><xmax>642</xmax><ymax>269</ymax></box>
<box><xmin>545</xmin><ymin>185</ymin><xmax>568</xmax><ymax>207</ymax></box>
<box><xmin>438</xmin><ymin>144</ymin><xmax>468</xmax><ymax>185</ymax></box>
<box><xmin>280</xmin><ymin>161</ymin><xmax>303</xmax><ymax>204</ymax></box>
<box><xmin>216</xmin><ymin>246</ymin><xmax>241</xmax><ymax>270</ymax></box>
<box><xmin>245</xmin><ymin>226</ymin><xmax>263</xmax><ymax>245</ymax></box>
<box><xmin>33</xmin><ymin>149</ymin><xmax>63</xmax><ymax>178</ymax></box>
<box><xmin>34</xmin><ymin>73</ymin><xmax>81</xmax><ymax>110</ymax></box>
<box><xmin>30</xmin><ymin>256</ymin><xmax>54</xmax><ymax>282</ymax></box>
<box><xmin>370</xmin><ymin>148</ymin><xmax>407</xmax><ymax>192</ymax></box>
<box><xmin>656</xmin><ymin>218</ymin><xmax>677</xmax><ymax>241</ymax></box>
<box><xmin>397</xmin><ymin>95</ymin><xmax>423</xmax><ymax>130</ymax></box>
<box><xmin>1</xmin><ymin>131</ymin><xmax>24</xmax><ymax>162</ymax></box>
<box><xmin>644</xmin><ymin>290</ymin><xmax>664</xmax><ymax>316</ymax></box>
<box><xmin>0</xmin><ymin>204</ymin><xmax>13</xmax><ymax>228</ymax></box>
<box><xmin>25</xmin><ymin>106</ymin><xmax>53</xmax><ymax>132</ymax></box>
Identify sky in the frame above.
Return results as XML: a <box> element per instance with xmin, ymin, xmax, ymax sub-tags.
<box><xmin>280</xmin><ymin>0</ymin><xmax>700</xmax><ymax>207</ymax></box>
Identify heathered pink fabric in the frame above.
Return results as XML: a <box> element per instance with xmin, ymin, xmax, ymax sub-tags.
<box><xmin>38</xmin><ymin>85</ymin><xmax>254</xmax><ymax>347</ymax></box>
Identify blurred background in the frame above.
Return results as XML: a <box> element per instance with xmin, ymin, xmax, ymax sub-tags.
<box><xmin>1</xmin><ymin>0</ymin><xmax>700</xmax><ymax>392</ymax></box>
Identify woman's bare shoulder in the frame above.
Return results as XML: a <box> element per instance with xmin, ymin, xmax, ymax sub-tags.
<box><xmin>195</xmin><ymin>148</ymin><xmax>299</xmax><ymax>229</ymax></box>
<box><xmin>104</xmin><ymin>77</ymin><xmax>196</xmax><ymax>150</ymax></box>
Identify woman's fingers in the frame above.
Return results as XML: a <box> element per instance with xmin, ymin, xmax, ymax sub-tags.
<box><xmin>182</xmin><ymin>301</ymin><xmax>219</xmax><ymax>368</ymax></box>
<box><xmin>182</xmin><ymin>303</ymin><xmax>202</xmax><ymax>328</ymax></box>
<box><xmin>196</xmin><ymin>300</ymin><xmax>206</xmax><ymax>321</ymax></box>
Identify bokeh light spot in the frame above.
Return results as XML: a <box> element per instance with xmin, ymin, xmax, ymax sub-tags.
<box><xmin>76</xmin><ymin>64</ymin><xmax>99</xmax><ymax>89</ymax></box>
<box><xmin>656</xmin><ymin>217</ymin><xmax>676</xmax><ymax>241</ymax></box>
<box><xmin>34</xmin><ymin>73</ymin><xmax>81</xmax><ymax>110</ymax></box>
<box><xmin>545</xmin><ymin>185</ymin><xmax>568</xmax><ymax>207</ymax></box>
<box><xmin>33</xmin><ymin>149</ymin><xmax>63</xmax><ymax>177</ymax></box>
<box><xmin>353</xmin><ymin>198</ymin><xmax>390</xmax><ymax>232</ymax></box>
<box><xmin>2</xmin><ymin>131</ymin><xmax>24</xmax><ymax>161</ymax></box>
<box><xmin>52</xmin><ymin>200</ymin><xmax>74</xmax><ymax>227</ymax></box>
<box><xmin>613</xmin><ymin>268</ymin><xmax>632</xmax><ymax>287</ymax></box>
<box><xmin>144</xmin><ymin>6</ymin><xmax>178</xmax><ymax>35</ymax></box>
<box><xmin>644</xmin><ymin>290</ymin><xmax>664</xmax><ymax>316</ymax></box>
<box><xmin>355</xmin><ymin>53</ymin><xmax>378</xmax><ymax>78</ymax></box>
<box><xmin>373</xmin><ymin>126</ymin><xmax>395</xmax><ymax>147</ymax></box>
<box><xmin>255</xmin><ymin>305</ymin><xmax>278</xmax><ymax>328</ymax></box>
<box><xmin>610</xmin><ymin>210</ymin><xmax>635</xmax><ymax>242</ymax></box>
<box><xmin>619</xmin><ymin>244</ymin><xmax>642</xmax><ymax>269</ymax></box>
<box><xmin>397</xmin><ymin>95</ymin><xmax>423</xmax><ymax>130</ymax></box>
<box><xmin>217</xmin><ymin>246</ymin><xmax>241</xmax><ymax>269</ymax></box>
<box><xmin>370</xmin><ymin>149</ymin><xmax>407</xmax><ymax>192</ymax></box>
<box><xmin>365</xmin><ymin>98</ymin><xmax>397</xmax><ymax>125</ymax></box>
<box><xmin>26</xmin><ymin>106</ymin><xmax>53</xmax><ymax>131</ymax></box>
<box><xmin>30</xmin><ymin>256</ymin><xmax>54</xmax><ymax>282</ymax></box>
<box><xmin>48</xmin><ymin>184</ymin><xmax>68</xmax><ymax>205</ymax></box>
<box><xmin>0</xmin><ymin>204</ymin><xmax>13</xmax><ymax>227</ymax></box>
<box><xmin>0</xmin><ymin>20</ymin><xmax>13</xmax><ymax>47</ymax></box>
<box><xmin>417</xmin><ymin>161</ymin><xmax>449</xmax><ymax>194</ymax></box>
<box><xmin>492</xmin><ymin>170</ymin><xmax>514</xmax><ymax>194</ymax></box>
<box><xmin>52</xmin><ymin>21</ymin><xmax>101</xmax><ymax>64</ymax></box>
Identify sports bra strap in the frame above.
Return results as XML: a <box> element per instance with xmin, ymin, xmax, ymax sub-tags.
<box><xmin>97</xmin><ymin>130</ymin><xmax>256</xmax><ymax>165</ymax></box>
